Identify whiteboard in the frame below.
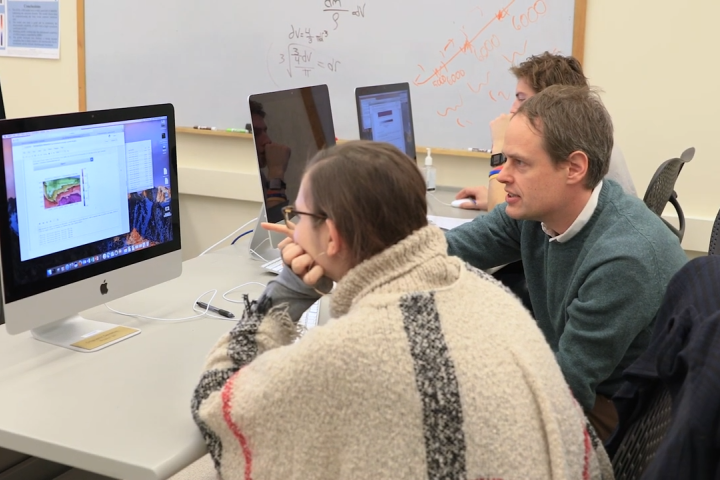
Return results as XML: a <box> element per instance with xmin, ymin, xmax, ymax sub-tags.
<box><xmin>84</xmin><ymin>0</ymin><xmax>577</xmax><ymax>151</ymax></box>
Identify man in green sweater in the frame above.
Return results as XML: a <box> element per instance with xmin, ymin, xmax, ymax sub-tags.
<box><xmin>445</xmin><ymin>84</ymin><xmax>687</xmax><ymax>440</ymax></box>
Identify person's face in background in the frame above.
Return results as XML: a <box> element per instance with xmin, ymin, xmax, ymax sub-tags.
<box><xmin>510</xmin><ymin>78</ymin><xmax>536</xmax><ymax>114</ymax></box>
<box><xmin>252</xmin><ymin>113</ymin><xmax>271</xmax><ymax>168</ymax></box>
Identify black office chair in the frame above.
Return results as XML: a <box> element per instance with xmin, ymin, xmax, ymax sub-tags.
<box><xmin>608</xmin><ymin>256</ymin><xmax>720</xmax><ymax>478</ymax></box>
<box><xmin>610</xmin><ymin>383</ymin><xmax>673</xmax><ymax>479</ymax></box>
<box><xmin>709</xmin><ymin>208</ymin><xmax>720</xmax><ymax>255</ymax></box>
<box><xmin>642</xmin><ymin>147</ymin><xmax>694</xmax><ymax>241</ymax></box>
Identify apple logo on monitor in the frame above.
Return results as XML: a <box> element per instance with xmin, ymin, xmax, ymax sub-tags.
<box><xmin>100</xmin><ymin>281</ymin><xmax>108</xmax><ymax>295</ymax></box>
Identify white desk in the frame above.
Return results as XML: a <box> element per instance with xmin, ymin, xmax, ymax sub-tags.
<box><xmin>426</xmin><ymin>186</ymin><xmax>480</xmax><ymax>220</ymax></box>
<box><xmin>0</xmin><ymin>241</ymin><xmax>331</xmax><ymax>480</ymax></box>
<box><xmin>0</xmin><ymin>187</ymin><xmax>480</xmax><ymax>480</ymax></box>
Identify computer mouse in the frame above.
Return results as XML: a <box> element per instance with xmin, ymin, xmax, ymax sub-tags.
<box><xmin>451</xmin><ymin>198</ymin><xmax>476</xmax><ymax>208</ymax></box>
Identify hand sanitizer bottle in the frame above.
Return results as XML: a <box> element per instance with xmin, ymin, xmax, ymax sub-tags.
<box><xmin>424</xmin><ymin>148</ymin><xmax>436</xmax><ymax>191</ymax></box>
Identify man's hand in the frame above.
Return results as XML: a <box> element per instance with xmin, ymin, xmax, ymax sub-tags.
<box><xmin>265</xmin><ymin>144</ymin><xmax>291</xmax><ymax>180</ymax></box>
<box><xmin>455</xmin><ymin>185</ymin><xmax>488</xmax><ymax>211</ymax></box>
<box><xmin>262</xmin><ymin>222</ymin><xmax>325</xmax><ymax>286</ymax></box>
<box><xmin>490</xmin><ymin>113</ymin><xmax>512</xmax><ymax>153</ymax></box>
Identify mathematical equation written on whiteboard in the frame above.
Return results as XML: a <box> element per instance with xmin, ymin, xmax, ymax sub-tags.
<box><xmin>267</xmin><ymin>0</ymin><xmax>367</xmax><ymax>84</ymax></box>
<box><xmin>279</xmin><ymin>44</ymin><xmax>341</xmax><ymax>78</ymax></box>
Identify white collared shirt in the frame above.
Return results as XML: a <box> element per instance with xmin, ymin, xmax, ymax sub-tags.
<box><xmin>541</xmin><ymin>180</ymin><xmax>603</xmax><ymax>243</ymax></box>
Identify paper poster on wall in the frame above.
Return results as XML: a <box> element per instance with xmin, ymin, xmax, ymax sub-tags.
<box><xmin>0</xmin><ymin>0</ymin><xmax>59</xmax><ymax>59</ymax></box>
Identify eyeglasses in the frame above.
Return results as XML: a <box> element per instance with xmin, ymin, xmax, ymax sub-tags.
<box><xmin>282</xmin><ymin>205</ymin><xmax>327</xmax><ymax>228</ymax></box>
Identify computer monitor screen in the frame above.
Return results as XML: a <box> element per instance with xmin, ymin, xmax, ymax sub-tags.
<box><xmin>249</xmin><ymin>85</ymin><xmax>336</xmax><ymax>226</ymax></box>
<box><xmin>355</xmin><ymin>82</ymin><xmax>417</xmax><ymax>161</ymax></box>
<box><xmin>0</xmin><ymin>104</ymin><xmax>182</xmax><ymax>351</ymax></box>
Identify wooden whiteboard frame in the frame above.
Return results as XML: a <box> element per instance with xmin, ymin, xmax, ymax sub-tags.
<box><xmin>75</xmin><ymin>0</ymin><xmax>587</xmax><ymax>158</ymax></box>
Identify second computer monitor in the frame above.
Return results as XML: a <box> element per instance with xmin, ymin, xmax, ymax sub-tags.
<box><xmin>355</xmin><ymin>82</ymin><xmax>417</xmax><ymax>161</ymax></box>
<box><xmin>249</xmin><ymin>85</ymin><xmax>336</xmax><ymax>226</ymax></box>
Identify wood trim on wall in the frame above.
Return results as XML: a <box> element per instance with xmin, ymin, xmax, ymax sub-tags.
<box><xmin>76</xmin><ymin>0</ymin><xmax>86</xmax><ymax>112</ymax></box>
<box><xmin>572</xmin><ymin>0</ymin><xmax>587</xmax><ymax>64</ymax></box>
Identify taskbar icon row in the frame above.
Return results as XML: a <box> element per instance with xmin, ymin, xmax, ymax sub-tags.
<box><xmin>46</xmin><ymin>241</ymin><xmax>151</xmax><ymax>277</ymax></box>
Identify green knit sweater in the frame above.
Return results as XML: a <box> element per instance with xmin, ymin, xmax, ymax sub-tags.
<box><xmin>446</xmin><ymin>180</ymin><xmax>688</xmax><ymax>410</ymax></box>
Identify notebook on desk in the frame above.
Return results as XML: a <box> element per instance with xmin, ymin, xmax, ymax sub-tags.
<box><xmin>427</xmin><ymin>215</ymin><xmax>472</xmax><ymax>231</ymax></box>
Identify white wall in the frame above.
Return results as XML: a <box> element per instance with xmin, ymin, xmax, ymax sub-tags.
<box><xmin>0</xmin><ymin>0</ymin><xmax>711</xmax><ymax>259</ymax></box>
<box><xmin>583</xmin><ymin>0</ymin><xmax>719</xmax><ymax>252</ymax></box>
<box><xmin>0</xmin><ymin>0</ymin><xmax>78</xmax><ymax>117</ymax></box>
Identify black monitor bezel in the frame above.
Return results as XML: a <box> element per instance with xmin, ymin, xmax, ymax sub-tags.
<box><xmin>0</xmin><ymin>104</ymin><xmax>181</xmax><ymax>304</ymax></box>
<box><xmin>0</xmin><ymin>80</ymin><xmax>6</xmax><ymax>121</ymax></box>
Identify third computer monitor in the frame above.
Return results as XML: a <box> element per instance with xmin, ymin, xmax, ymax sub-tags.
<box><xmin>355</xmin><ymin>82</ymin><xmax>417</xmax><ymax>162</ymax></box>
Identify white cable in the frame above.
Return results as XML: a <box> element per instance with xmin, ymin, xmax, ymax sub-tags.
<box><xmin>105</xmin><ymin>289</ymin><xmax>231</xmax><ymax>322</ymax></box>
<box><xmin>427</xmin><ymin>192</ymin><xmax>454</xmax><ymax>207</ymax></box>
<box><xmin>106</xmin><ymin>281</ymin><xmax>272</xmax><ymax>323</ymax></box>
<box><xmin>223</xmin><ymin>281</ymin><xmax>266</xmax><ymax>303</ymax></box>
<box><xmin>249</xmin><ymin>236</ymin><xmax>270</xmax><ymax>262</ymax></box>
<box><xmin>199</xmin><ymin>217</ymin><xmax>257</xmax><ymax>256</ymax></box>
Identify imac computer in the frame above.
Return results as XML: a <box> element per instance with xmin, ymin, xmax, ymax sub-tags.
<box><xmin>0</xmin><ymin>104</ymin><xmax>182</xmax><ymax>352</ymax></box>
<box><xmin>355</xmin><ymin>82</ymin><xmax>417</xmax><ymax>162</ymax></box>
<box><xmin>248</xmin><ymin>84</ymin><xmax>336</xmax><ymax>260</ymax></box>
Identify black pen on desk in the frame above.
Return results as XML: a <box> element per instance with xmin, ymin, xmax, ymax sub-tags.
<box><xmin>193</xmin><ymin>125</ymin><xmax>216</xmax><ymax>131</ymax></box>
<box><xmin>196</xmin><ymin>301</ymin><xmax>235</xmax><ymax>318</ymax></box>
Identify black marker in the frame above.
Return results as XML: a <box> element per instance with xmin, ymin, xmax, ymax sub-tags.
<box><xmin>196</xmin><ymin>301</ymin><xmax>235</xmax><ymax>319</ymax></box>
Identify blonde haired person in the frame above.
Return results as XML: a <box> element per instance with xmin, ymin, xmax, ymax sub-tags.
<box><xmin>457</xmin><ymin>52</ymin><xmax>636</xmax><ymax>211</ymax></box>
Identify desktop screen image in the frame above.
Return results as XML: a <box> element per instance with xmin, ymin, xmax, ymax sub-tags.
<box><xmin>1</xmin><ymin>114</ymin><xmax>176</xmax><ymax>304</ymax></box>
<box><xmin>356</xmin><ymin>83</ymin><xmax>416</xmax><ymax>161</ymax></box>
<box><xmin>250</xmin><ymin>85</ymin><xmax>336</xmax><ymax>225</ymax></box>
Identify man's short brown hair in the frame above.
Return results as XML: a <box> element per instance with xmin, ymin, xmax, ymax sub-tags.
<box><xmin>511</xmin><ymin>52</ymin><xmax>588</xmax><ymax>93</ymax></box>
<box><xmin>304</xmin><ymin>140</ymin><xmax>427</xmax><ymax>267</ymax></box>
<box><xmin>516</xmin><ymin>85</ymin><xmax>613</xmax><ymax>189</ymax></box>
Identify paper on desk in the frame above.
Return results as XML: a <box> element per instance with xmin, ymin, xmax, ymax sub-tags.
<box><xmin>427</xmin><ymin>215</ymin><xmax>472</xmax><ymax>231</ymax></box>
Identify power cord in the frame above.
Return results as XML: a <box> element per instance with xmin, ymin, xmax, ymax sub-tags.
<box><xmin>105</xmin><ymin>289</ymin><xmax>229</xmax><ymax>322</ymax></box>
<box><xmin>249</xmin><ymin>236</ymin><xmax>270</xmax><ymax>262</ymax></box>
<box><xmin>199</xmin><ymin>218</ymin><xmax>257</xmax><ymax>256</ymax></box>
<box><xmin>231</xmin><ymin>230</ymin><xmax>253</xmax><ymax>244</ymax></box>
<box><xmin>426</xmin><ymin>192</ymin><xmax>454</xmax><ymax>207</ymax></box>
<box><xmin>222</xmin><ymin>281</ymin><xmax>267</xmax><ymax>303</ymax></box>
<box><xmin>105</xmin><ymin>282</ymin><xmax>269</xmax><ymax>323</ymax></box>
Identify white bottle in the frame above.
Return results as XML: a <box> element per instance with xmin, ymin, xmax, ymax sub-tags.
<box><xmin>423</xmin><ymin>148</ymin><xmax>436</xmax><ymax>191</ymax></box>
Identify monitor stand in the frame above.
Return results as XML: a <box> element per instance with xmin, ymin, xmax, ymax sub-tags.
<box><xmin>31</xmin><ymin>315</ymin><xmax>140</xmax><ymax>353</ymax></box>
<box><xmin>248</xmin><ymin>204</ymin><xmax>283</xmax><ymax>263</ymax></box>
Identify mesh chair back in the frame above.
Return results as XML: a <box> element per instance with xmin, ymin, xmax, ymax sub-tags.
<box><xmin>611</xmin><ymin>383</ymin><xmax>673</xmax><ymax>480</ymax></box>
<box><xmin>710</xmin><ymin>209</ymin><xmax>720</xmax><ymax>255</ymax></box>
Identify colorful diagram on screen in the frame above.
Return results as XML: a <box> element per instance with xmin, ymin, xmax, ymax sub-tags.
<box><xmin>43</xmin><ymin>176</ymin><xmax>82</xmax><ymax>208</ymax></box>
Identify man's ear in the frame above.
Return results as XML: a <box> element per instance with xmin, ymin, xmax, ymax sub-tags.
<box><xmin>566</xmin><ymin>150</ymin><xmax>589</xmax><ymax>186</ymax></box>
<box><xmin>324</xmin><ymin>219</ymin><xmax>343</xmax><ymax>258</ymax></box>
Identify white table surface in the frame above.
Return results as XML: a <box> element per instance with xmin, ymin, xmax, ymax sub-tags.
<box><xmin>0</xmin><ymin>240</ymin><xmax>327</xmax><ymax>480</ymax></box>
<box><xmin>0</xmin><ymin>186</ymin><xmax>480</xmax><ymax>479</ymax></box>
